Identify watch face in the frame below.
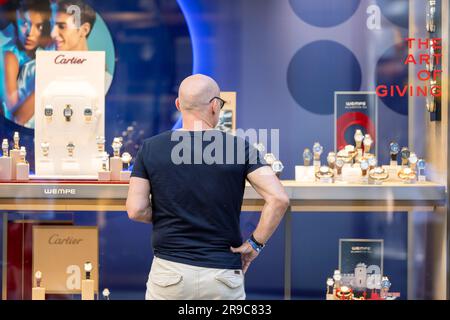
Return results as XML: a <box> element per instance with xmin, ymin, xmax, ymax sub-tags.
<box><xmin>44</xmin><ymin>107</ymin><xmax>53</xmax><ymax>117</ymax></box>
<box><xmin>401</xmin><ymin>148</ymin><xmax>410</xmax><ymax>159</ymax></box>
<box><xmin>418</xmin><ymin>159</ymin><xmax>426</xmax><ymax>169</ymax></box>
<box><xmin>390</xmin><ymin>142</ymin><xmax>400</xmax><ymax>154</ymax></box>
<box><xmin>409</xmin><ymin>154</ymin><xmax>418</xmax><ymax>164</ymax></box>
<box><xmin>303</xmin><ymin>149</ymin><xmax>312</xmax><ymax>160</ymax></box>
<box><xmin>319</xmin><ymin>166</ymin><xmax>329</xmax><ymax>174</ymax></box>
<box><xmin>313</xmin><ymin>143</ymin><xmax>323</xmax><ymax>154</ymax></box>
<box><xmin>360</xmin><ymin>161</ymin><xmax>369</xmax><ymax>170</ymax></box>
<box><xmin>264</xmin><ymin>153</ymin><xmax>276</xmax><ymax>165</ymax></box>
<box><xmin>84</xmin><ymin>108</ymin><xmax>93</xmax><ymax>116</ymax></box>
<box><xmin>272</xmin><ymin>161</ymin><xmax>284</xmax><ymax>173</ymax></box>
<box><xmin>64</xmin><ymin>107</ymin><xmax>73</xmax><ymax>117</ymax></box>
<box><xmin>354</xmin><ymin>131</ymin><xmax>364</xmax><ymax>142</ymax></box>
<box><xmin>336</xmin><ymin>159</ymin><xmax>344</xmax><ymax>167</ymax></box>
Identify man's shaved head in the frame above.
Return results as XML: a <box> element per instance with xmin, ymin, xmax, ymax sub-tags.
<box><xmin>178</xmin><ymin>74</ymin><xmax>220</xmax><ymax>111</ymax></box>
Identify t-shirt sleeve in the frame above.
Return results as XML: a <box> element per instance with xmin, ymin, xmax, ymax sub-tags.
<box><xmin>131</xmin><ymin>143</ymin><xmax>149</xmax><ymax>180</ymax></box>
<box><xmin>244</xmin><ymin>141</ymin><xmax>268</xmax><ymax>177</ymax></box>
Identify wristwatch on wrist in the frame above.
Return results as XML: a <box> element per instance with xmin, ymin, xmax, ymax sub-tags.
<box><xmin>247</xmin><ymin>234</ymin><xmax>265</xmax><ymax>253</ymax></box>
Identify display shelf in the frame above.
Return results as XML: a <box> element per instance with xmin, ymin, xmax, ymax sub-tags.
<box><xmin>0</xmin><ymin>180</ymin><xmax>445</xmax><ymax>212</ymax></box>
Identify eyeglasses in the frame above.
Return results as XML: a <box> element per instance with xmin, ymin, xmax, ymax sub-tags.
<box><xmin>209</xmin><ymin>96</ymin><xmax>226</xmax><ymax>110</ymax></box>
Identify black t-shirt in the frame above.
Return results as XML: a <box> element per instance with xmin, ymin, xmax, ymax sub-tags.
<box><xmin>131</xmin><ymin>129</ymin><xmax>266</xmax><ymax>269</ymax></box>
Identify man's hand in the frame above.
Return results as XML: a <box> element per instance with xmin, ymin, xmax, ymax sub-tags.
<box><xmin>230</xmin><ymin>242</ymin><xmax>259</xmax><ymax>274</ymax></box>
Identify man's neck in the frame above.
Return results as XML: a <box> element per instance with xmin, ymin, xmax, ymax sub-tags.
<box><xmin>181</xmin><ymin>116</ymin><xmax>215</xmax><ymax>131</ymax></box>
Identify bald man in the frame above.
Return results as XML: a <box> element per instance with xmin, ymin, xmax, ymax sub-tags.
<box><xmin>126</xmin><ymin>74</ymin><xmax>289</xmax><ymax>300</ymax></box>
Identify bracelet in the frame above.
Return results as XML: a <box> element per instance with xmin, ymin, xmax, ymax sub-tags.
<box><xmin>247</xmin><ymin>234</ymin><xmax>265</xmax><ymax>253</ymax></box>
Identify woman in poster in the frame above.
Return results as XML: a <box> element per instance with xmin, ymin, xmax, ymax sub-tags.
<box><xmin>2</xmin><ymin>0</ymin><xmax>51</xmax><ymax>128</ymax></box>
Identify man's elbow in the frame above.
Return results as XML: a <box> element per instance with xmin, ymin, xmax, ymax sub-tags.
<box><xmin>126</xmin><ymin>201</ymin><xmax>144</xmax><ymax>221</ymax></box>
<box><xmin>269</xmin><ymin>192</ymin><xmax>290</xmax><ymax>212</ymax></box>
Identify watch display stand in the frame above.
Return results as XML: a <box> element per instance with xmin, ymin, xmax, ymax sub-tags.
<box><xmin>98</xmin><ymin>170</ymin><xmax>111</xmax><ymax>181</ymax></box>
<box><xmin>295</xmin><ymin>166</ymin><xmax>315</xmax><ymax>182</ymax></box>
<box><xmin>313</xmin><ymin>160</ymin><xmax>321</xmax><ymax>169</ymax></box>
<box><xmin>81</xmin><ymin>279</ymin><xmax>95</xmax><ymax>300</ymax></box>
<box><xmin>389</xmin><ymin>160</ymin><xmax>398</xmax><ymax>167</ymax></box>
<box><xmin>110</xmin><ymin>157</ymin><xmax>122</xmax><ymax>181</ymax></box>
<box><xmin>32</xmin><ymin>287</ymin><xmax>46</xmax><ymax>300</ymax></box>
<box><xmin>418</xmin><ymin>174</ymin><xmax>426</xmax><ymax>182</ymax></box>
<box><xmin>61</xmin><ymin>158</ymin><xmax>81</xmax><ymax>175</ymax></box>
<box><xmin>383</xmin><ymin>165</ymin><xmax>400</xmax><ymax>182</ymax></box>
<box><xmin>359</xmin><ymin>176</ymin><xmax>369</xmax><ymax>184</ymax></box>
<box><xmin>16</xmin><ymin>162</ymin><xmax>30</xmax><ymax>181</ymax></box>
<box><xmin>326</xmin><ymin>294</ymin><xmax>334</xmax><ymax>300</ymax></box>
<box><xmin>120</xmin><ymin>171</ymin><xmax>131</xmax><ymax>181</ymax></box>
<box><xmin>341</xmin><ymin>166</ymin><xmax>361</xmax><ymax>183</ymax></box>
<box><xmin>10</xmin><ymin>149</ymin><xmax>20</xmax><ymax>180</ymax></box>
<box><xmin>0</xmin><ymin>157</ymin><xmax>12</xmax><ymax>180</ymax></box>
<box><xmin>92</xmin><ymin>155</ymin><xmax>108</xmax><ymax>172</ymax></box>
<box><xmin>317</xmin><ymin>177</ymin><xmax>333</xmax><ymax>184</ymax></box>
<box><xmin>37</xmin><ymin>158</ymin><xmax>55</xmax><ymax>176</ymax></box>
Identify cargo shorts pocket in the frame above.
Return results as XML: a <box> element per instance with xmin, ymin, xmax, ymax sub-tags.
<box><xmin>147</xmin><ymin>271</ymin><xmax>183</xmax><ymax>300</ymax></box>
<box><xmin>214</xmin><ymin>270</ymin><xmax>245</xmax><ymax>300</ymax></box>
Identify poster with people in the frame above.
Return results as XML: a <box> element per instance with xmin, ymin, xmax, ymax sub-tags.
<box><xmin>0</xmin><ymin>0</ymin><xmax>114</xmax><ymax>129</ymax></box>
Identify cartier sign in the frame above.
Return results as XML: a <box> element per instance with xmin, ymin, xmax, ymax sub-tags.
<box><xmin>33</xmin><ymin>226</ymin><xmax>98</xmax><ymax>294</ymax></box>
<box><xmin>54</xmin><ymin>54</ymin><xmax>87</xmax><ymax>64</ymax></box>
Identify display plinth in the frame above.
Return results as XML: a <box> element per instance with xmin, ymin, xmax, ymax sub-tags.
<box><xmin>16</xmin><ymin>163</ymin><xmax>29</xmax><ymax>181</ymax></box>
<box><xmin>81</xmin><ymin>279</ymin><xmax>95</xmax><ymax>300</ymax></box>
<box><xmin>10</xmin><ymin>149</ymin><xmax>20</xmax><ymax>180</ymax></box>
<box><xmin>0</xmin><ymin>157</ymin><xmax>12</xmax><ymax>180</ymax></box>
<box><xmin>32</xmin><ymin>287</ymin><xmax>46</xmax><ymax>300</ymax></box>
<box><xmin>36</xmin><ymin>159</ymin><xmax>55</xmax><ymax>176</ymax></box>
<box><xmin>98</xmin><ymin>171</ymin><xmax>111</xmax><ymax>181</ymax></box>
<box><xmin>294</xmin><ymin>166</ymin><xmax>315</xmax><ymax>182</ymax></box>
<box><xmin>110</xmin><ymin>157</ymin><xmax>122</xmax><ymax>181</ymax></box>
<box><xmin>120</xmin><ymin>171</ymin><xmax>131</xmax><ymax>181</ymax></box>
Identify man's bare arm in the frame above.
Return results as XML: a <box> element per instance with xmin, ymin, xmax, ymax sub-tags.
<box><xmin>246</xmin><ymin>166</ymin><xmax>290</xmax><ymax>244</ymax></box>
<box><xmin>231</xmin><ymin>166</ymin><xmax>289</xmax><ymax>273</ymax></box>
<box><xmin>126</xmin><ymin>177</ymin><xmax>152</xmax><ymax>223</ymax></box>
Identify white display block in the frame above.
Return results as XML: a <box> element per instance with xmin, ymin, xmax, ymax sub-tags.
<box><xmin>390</xmin><ymin>160</ymin><xmax>398</xmax><ymax>167</ymax></box>
<box><xmin>318</xmin><ymin>177</ymin><xmax>333</xmax><ymax>184</ymax></box>
<box><xmin>383</xmin><ymin>165</ymin><xmax>400</xmax><ymax>182</ymax></box>
<box><xmin>10</xmin><ymin>149</ymin><xmax>20</xmax><ymax>180</ymax></box>
<box><xmin>81</xmin><ymin>279</ymin><xmax>95</xmax><ymax>300</ymax></box>
<box><xmin>92</xmin><ymin>156</ymin><xmax>108</xmax><ymax>173</ymax></box>
<box><xmin>16</xmin><ymin>163</ymin><xmax>29</xmax><ymax>181</ymax></box>
<box><xmin>313</xmin><ymin>160</ymin><xmax>321</xmax><ymax>168</ymax></box>
<box><xmin>341</xmin><ymin>167</ymin><xmax>361</xmax><ymax>183</ymax></box>
<box><xmin>418</xmin><ymin>175</ymin><xmax>426</xmax><ymax>182</ymax></box>
<box><xmin>61</xmin><ymin>158</ymin><xmax>81</xmax><ymax>175</ymax></box>
<box><xmin>35</xmin><ymin>51</ymin><xmax>105</xmax><ymax>178</ymax></box>
<box><xmin>110</xmin><ymin>157</ymin><xmax>122</xmax><ymax>181</ymax></box>
<box><xmin>120</xmin><ymin>171</ymin><xmax>131</xmax><ymax>181</ymax></box>
<box><xmin>0</xmin><ymin>157</ymin><xmax>12</xmax><ymax>180</ymax></box>
<box><xmin>37</xmin><ymin>159</ymin><xmax>55</xmax><ymax>176</ymax></box>
<box><xmin>295</xmin><ymin>166</ymin><xmax>315</xmax><ymax>182</ymax></box>
<box><xmin>98</xmin><ymin>171</ymin><xmax>111</xmax><ymax>181</ymax></box>
<box><xmin>32</xmin><ymin>287</ymin><xmax>46</xmax><ymax>300</ymax></box>
<box><xmin>326</xmin><ymin>294</ymin><xmax>334</xmax><ymax>300</ymax></box>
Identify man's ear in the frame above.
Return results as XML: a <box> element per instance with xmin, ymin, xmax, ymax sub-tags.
<box><xmin>175</xmin><ymin>98</ymin><xmax>181</xmax><ymax>111</ymax></box>
<box><xmin>80</xmin><ymin>22</ymin><xmax>92</xmax><ymax>38</ymax></box>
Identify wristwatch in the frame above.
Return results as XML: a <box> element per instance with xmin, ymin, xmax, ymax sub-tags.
<box><xmin>389</xmin><ymin>142</ymin><xmax>400</xmax><ymax>162</ymax></box>
<box><xmin>264</xmin><ymin>153</ymin><xmax>276</xmax><ymax>166</ymax></box>
<box><xmin>360</xmin><ymin>159</ymin><xmax>369</xmax><ymax>176</ymax></box>
<box><xmin>400</xmin><ymin>147</ymin><xmax>410</xmax><ymax>166</ymax></box>
<box><xmin>303</xmin><ymin>148</ymin><xmax>312</xmax><ymax>166</ymax></box>
<box><xmin>44</xmin><ymin>105</ymin><xmax>53</xmax><ymax>121</ymax></box>
<box><xmin>313</xmin><ymin>142</ymin><xmax>323</xmax><ymax>161</ymax></box>
<box><xmin>354</xmin><ymin>130</ymin><xmax>364</xmax><ymax>149</ymax></box>
<box><xmin>368</xmin><ymin>157</ymin><xmax>377</xmax><ymax>170</ymax></box>
<box><xmin>271</xmin><ymin>160</ymin><xmax>284</xmax><ymax>176</ymax></box>
<box><xmin>64</xmin><ymin>104</ymin><xmax>73</xmax><ymax>122</ymax></box>
<box><xmin>315</xmin><ymin>166</ymin><xmax>334</xmax><ymax>180</ymax></box>
<box><xmin>84</xmin><ymin>107</ymin><xmax>93</xmax><ymax>122</ymax></box>
<box><xmin>247</xmin><ymin>234</ymin><xmax>265</xmax><ymax>253</ymax></box>
<box><xmin>408</xmin><ymin>152</ymin><xmax>418</xmax><ymax>171</ymax></box>
<box><xmin>363</xmin><ymin>134</ymin><xmax>373</xmax><ymax>154</ymax></box>
<box><xmin>327</xmin><ymin>152</ymin><xmax>336</xmax><ymax>169</ymax></box>
<box><xmin>335</xmin><ymin>158</ymin><xmax>344</xmax><ymax>175</ymax></box>
<box><xmin>369</xmin><ymin>167</ymin><xmax>389</xmax><ymax>182</ymax></box>
<box><xmin>398</xmin><ymin>167</ymin><xmax>417</xmax><ymax>182</ymax></box>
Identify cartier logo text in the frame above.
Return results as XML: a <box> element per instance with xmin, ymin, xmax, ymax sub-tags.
<box><xmin>48</xmin><ymin>234</ymin><xmax>83</xmax><ymax>245</ymax></box>
<box><xmin>54</xmin><ymin>54</ymin><xmax>87</xmax><ymax>65</ymax></box>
